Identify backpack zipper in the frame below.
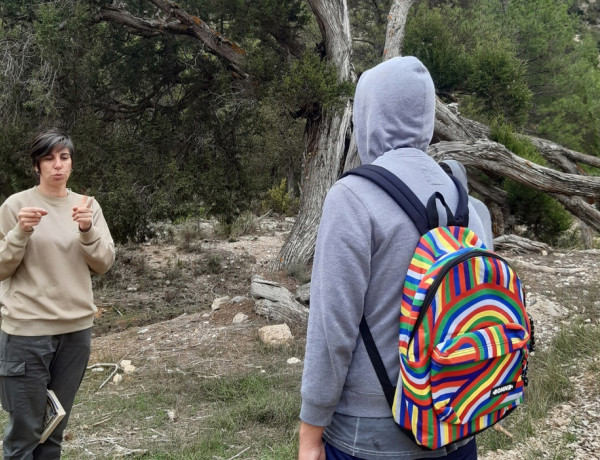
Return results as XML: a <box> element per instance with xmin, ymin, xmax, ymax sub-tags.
<box><xmin>409</xmin><ymin>250</ymin><xmax>518</xmax><ymax>345</ymax></box>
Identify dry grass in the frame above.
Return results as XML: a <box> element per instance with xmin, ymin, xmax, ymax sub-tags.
<box><xmin>2</xmin><ymin>219</ymin><xmax>599</xmax><ymax>458</ymax></box>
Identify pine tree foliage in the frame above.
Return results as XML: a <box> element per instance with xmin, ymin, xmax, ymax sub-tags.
<box><xmin>0</xmin><ymin>0</ymin><xmax>598</xmax><ymax>242</ymax></box>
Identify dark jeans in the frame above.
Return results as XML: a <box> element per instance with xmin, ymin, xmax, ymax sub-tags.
<box><xmin>324</xmin><ymin>438</ymin><xmax>478</xmax><ymax>460</ymax></box>
<box><xmin>0</xmin><ymin>329</ymin><xmax>92</xmax><ymax>460</ymax></box>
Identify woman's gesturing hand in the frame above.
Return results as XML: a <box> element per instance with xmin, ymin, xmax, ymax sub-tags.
<box><xmin>18</xmin><ymin>207</ymin><xmax>48</xmax><ymax>232</ymax></box>
<box><xmin>72</xmin><ymin>195</ymin><xmax>94</xmax><ymax>232</ymax></box>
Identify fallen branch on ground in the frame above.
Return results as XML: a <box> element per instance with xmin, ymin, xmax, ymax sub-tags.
<box><xmin>251</xmin><ymin>275</ymin><xmax>309</xmax><ymax>323</ymax></box>
<box><xmin>493</xmin><ymin>424</ymin><xmax>514</xmax><ymax>439</ymax></box>
<box><xmin>87</xmin><ymin>362</ymin><xmax>121</xmax><ymax>390</ymax></box>
<box><xmin>505</xmin><ymin>259</ymin><xmax>587</xmax><ymax>275</ymax></box>
<box><xmin>227</xmin><ymin>446</ymin><xmax>251</xmax><ymax>460</ymax></box>
<box><xmin>493</xmin><ymin>234</ymin><xmax>552</xmax><ymax>254</ymax></box>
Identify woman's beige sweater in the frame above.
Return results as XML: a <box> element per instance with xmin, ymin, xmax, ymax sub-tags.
<box><xmin>0</xmin><ymin>187</ymin><xmax>115</xmax><ymax>336</ymax></box>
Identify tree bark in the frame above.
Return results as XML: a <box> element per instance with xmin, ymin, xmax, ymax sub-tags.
<box><xmin>429</xmin><ymin>140</ymin><xmax>600</xmax><ymax>232</ymax></box>
<box><xmin>250</xmin><ymin>276</ymin><xmax>309</xmax><ymax>323</ymax></box>
<box><xmin>383</xmin><ymin>0</ymin><xmax>416</xmax><ymax>60</ymax></box>
<box><xmin>493</xmin><ymin>234</ymin><xmax>551</xmax><ymax>254</ymax></box>
<box><xmin>272</xmin><ymin>0</ymin><xmax>423</xmax><ymax>271</ymax></box>
<box><xmin>271</xmin><ymin>0</ymin><xmax>355</xmax><ymax>270</ymax></box>
<box><xmin>549</xmin><ymin>193</ymin><xmax>600</xmax><ymax>233</ymax></box>
<box><xmin>96</xmin><ymin>2</ymin><xmax>246</xmax><ymax>76</ymax></box>
<box><xmin>433</xmin><ymin>99</ymin><xmax>490</xmax><ymax>142</ymax></box>
<box><xmin>428</xmin><ymin>140</ymin><xmax>600</xmax><ymax>198</ymax></box>
<box><xmin>467</xmin><ymin>175</ymin><xmax>508</xmax><ymax>205</ymax></box>
<box><xmin>579</xmin><ymin>222</ymin><xmax>594</xmax><ymax>249</ymax></box>
<box><xmin>527</xmin><ymin>137</ymin><xmax>600</xmax><ymax>170</ymax></box>
<box><xmin>272</xmin><ymin>102</ymin><xmax>354</xmax><ymax>270</ymax></box>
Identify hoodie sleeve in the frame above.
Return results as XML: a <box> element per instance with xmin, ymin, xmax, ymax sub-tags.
<box><xmin>0</xmin><ymin>203</ymin><xmax>32</xmax><ymax>281</ymax></box>
<box><xmin>79</xmin><ymin>202</ymin><xmax>115</xmax><ymax>275</ymax></box>
<box><xmin>300</xmin><ymin>182</ymin><xmax>372</xmax><ymax>426</ymax></box>
<box><xmin>470</xmin><ymin>199</ymin><xmax>494</xmax><ymax>250</ymax></box>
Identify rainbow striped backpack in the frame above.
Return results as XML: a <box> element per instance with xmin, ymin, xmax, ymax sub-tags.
<box><xmin>344</xmin><ymin>164</ymin><xmax>533</xmax><ymax>450</ymax></box>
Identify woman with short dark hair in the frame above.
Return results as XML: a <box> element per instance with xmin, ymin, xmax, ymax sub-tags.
<box><xmin>0</xmin><ymin>127</ymin><xmax>115</xmax><ymax>458</ymax></box>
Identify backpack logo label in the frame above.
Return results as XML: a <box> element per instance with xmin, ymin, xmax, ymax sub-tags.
<box><xmin>491</xmin><ymin>382</ymin><xmax>516</xmax><ymax>397</ymax></box>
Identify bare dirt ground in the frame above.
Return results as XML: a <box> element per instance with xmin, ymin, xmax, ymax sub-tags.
<box><xmin>90</xmin><ymin>217</ymin><xmax>305</xmax><ymax>378</ymax></box>
<box><xmin>72</xmin><ymin>217</ymin><xmax>600</xmax><ymax>459</ymax></box>
<box><xmin>479</xmin><ymin>248</ymin><xmax>600</xmax><ymax>460</ymax></box>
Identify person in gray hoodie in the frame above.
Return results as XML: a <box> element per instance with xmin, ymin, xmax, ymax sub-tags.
<box><xmin>440</xmin><ymin>159</ymin><xmax>494</xmax><ymax>250</ymax></box>
<box><xmin>298</xmin><ymin>57</ymin><xmax>489</xmax><ymax>460</ymax></box>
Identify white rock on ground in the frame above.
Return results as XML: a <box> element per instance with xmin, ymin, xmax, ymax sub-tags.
<box><xmin>258</xmin><ymin>324</ymin><xmax>294</xmax><ymax>345</ymax></box>
<box><xmin>232</xmin><ymin>312</ymin><xmax>249</xmax><ymax>324</ymax></box>
<box><xmin>211</xmin><ymin>296</ymin><xmax>230</xmax><ymax>311</ymax></box>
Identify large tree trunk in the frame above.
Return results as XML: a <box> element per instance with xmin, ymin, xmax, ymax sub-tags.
<box><xmin>270</xmin><ymin>0</ymin><xmax>355</xmax><ymax>270</ymax></box>
<box><xmin>97</xmin><ymin>0</ymin><xmax>600</xmax><ymax>259</ymax></box>
<box><xmin>273</xmin><ymin>0</ymin><xmax>417</xmax><ymax>271</ymax></box>
<box><xmin>272</xmin><ymin>104</ymin><xmax>354</xmax><ymax>269</ymax></box>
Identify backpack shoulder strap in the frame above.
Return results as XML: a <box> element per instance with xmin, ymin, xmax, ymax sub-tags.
<box><xmin>426</xmin><ymin>175</ymin><xmax>469</xmax><ymax>228</ymax></box>
<box><xmin>341</xmin><ymin>164</ymin><xmax>430</xmax><ymax>235</ymax></box>
<box><xmin>341</xmin><ymin>164</ymin><xmax>471</xmax><ymax>409</ymax></box>
<box><xmin>342</xmin><ymin>164</ymin><xmax>429</xmax><ymax>408</ymax></box>
<box><xmin>343</xmin><ymin>164</ymin><xmax>470</xmax><ymax>231</ymax></box>
<box><xmin>359</xmin><ymin>316</ymin><xmax>396</xmax><ymax>408</ymax></box>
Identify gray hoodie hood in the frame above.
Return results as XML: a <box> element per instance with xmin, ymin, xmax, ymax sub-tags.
<box><xmin>353</xmin><ymin>56</ymin><xmax>436</xmax><ymax>165</ymax></box>
<box><xmin>440</xmin><ymin>160</ymin><xmax>469</xmax><ymax>191</ymax></box>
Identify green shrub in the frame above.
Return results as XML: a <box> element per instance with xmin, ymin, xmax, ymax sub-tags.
<box><xmin>262</xmin><ymin>179</ymin><xmax>299</xmax><ymax>215</ymax></box>
<box><xmin>164</xmin><ymin>258</ymin><xmax>183</xmax><ymax>282</ymax></box>
<box><xmin>231</xmin><ymin>210</ymin><xmax>258</xmax><ymax>237</ymax></box>
<box><xmin>276</xmin><ymin>51</ymin><xmax>355</xmax><ymax>117</ymax></box>
<box><xmin>175</xmin><ymin>220</ymin><xmax>205</xmax><ymax>253</ymax></box>
<box><xmin>404</xmin><ymin>3</ymin><xmax>532</xmax><ymax>126</ymax></box>
<box><xmin>100</xmin><ymin>168</ymin><xmax>151</xmax><ymax>244</ymax></box>
<box><xmin>490</xmin><ymin>119</ymin><xmax>547</xmax><ymax>165</ymax></box>
<box><xmin>465</xmin><ymin>45</ymin><xmax>532</xmax><ymax>126</ymax></box>
<box><xmin>206</xmin><ymin>254</ymin><xmax>223</xmax><ymax>274</ymax></box>
<box><xmin>403</xmin><ymin>4</ymin><xmax>470</xmax><ymax>94</ymax></box>
<box><xmin>213</xmin><ymin>219</ymin><xmax>232</xmax><ymax>239</ymax></box>
<box><xmin>505</xmin><ymin>180</ymin><xmax>572</xmax><ymax>244</ymax></box>
<box><xmin>490</xmin><ymin>121</ymin><xmax>572</xmax><ymax>244</ymax></box>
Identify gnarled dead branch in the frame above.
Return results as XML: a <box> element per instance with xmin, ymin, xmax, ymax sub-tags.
<box><xmin>494</xmin><ymin>234</ymin><xmax>551</xmax><ymax>254</ymax></box>
<box><xmin>96</xmin><ymin>2</ymin><xmax>246</xmax><ymax>76</ymax></box>
<box><xmin>428</xmin><ymin>140</ymin><xmax>600</xmax><ymax>198</ymax></box>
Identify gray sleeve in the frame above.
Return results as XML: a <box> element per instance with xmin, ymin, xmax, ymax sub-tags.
<box><xmin>470</xmin><ymin>198</ymin><xmax>494</xmax><ymax>251</ymax></box>
<box><xmin>300</xmin><ymin>183</ymin><xmax>372</xmax><ymax>426</ymax></box>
